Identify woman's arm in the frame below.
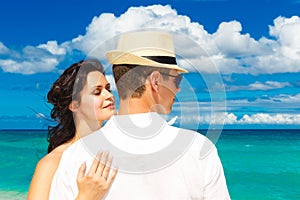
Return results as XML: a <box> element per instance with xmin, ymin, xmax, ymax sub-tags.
<box><xmin>28</xmin><ymin>151</ymin><xmax>118</xmax><ymax>200</ymax></box>
<box><xmin>27</xmin><ymin>155</ymin><xmax>58</xmax><ymax>200</ymax></box>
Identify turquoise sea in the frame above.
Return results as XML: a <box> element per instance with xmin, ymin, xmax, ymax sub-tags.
<box><xmin>0</xmin><ymin>129</ymin><xmax>299</xmax><ymax>199</ymax></box>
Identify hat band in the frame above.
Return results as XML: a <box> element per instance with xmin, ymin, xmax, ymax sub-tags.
<box><xmin>142</xmin><ymin>56</ymin><xmax>177</xmax><ymax>65</ymax></box>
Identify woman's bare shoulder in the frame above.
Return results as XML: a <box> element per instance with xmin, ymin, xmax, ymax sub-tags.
<box><xmin>38</xmin><ymin>153</ymin><xmax>59</xmax><ymax>170</ymax></box>
<box><xmin>38</xmin><ymin>143</ymin><xmax>71</xmax><ymax>169</ymax></box>
<box><xmin>27</xmin><ymin>143</ymin><xmax>71</xmax><ymax>199</ymax></box>
<box><xmin>31</xmin><ymin>145</ymin><xmax>67</xmax><ymax>183</ymax></box>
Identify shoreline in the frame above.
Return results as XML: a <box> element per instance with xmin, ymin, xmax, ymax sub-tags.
<box><xmin>0</xmin><ymin>190</ymin><xmax>27</xmax><ymax>200</ymax></box>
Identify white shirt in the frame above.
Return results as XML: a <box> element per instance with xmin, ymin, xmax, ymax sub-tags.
<box><xmin>49</xmin><ymin>112</ymin><xmax>230</xmax><ymax>199</ymax></box>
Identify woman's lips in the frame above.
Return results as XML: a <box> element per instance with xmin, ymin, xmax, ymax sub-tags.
<box><xmin>103</xmin><ymin>102</ymin><xmax>115</xmax><ymax>109</ymax></box>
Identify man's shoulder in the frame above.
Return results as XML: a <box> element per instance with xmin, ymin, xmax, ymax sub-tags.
<box><xmin>169</xmin><ymin>125</ymin><xmax>209</xmax><ymax>142</ymax></box>
<box><xmin>60</xmin><ymin>131</ymin><xmax>103</xmax><ymax>163</ymax></box>
<box><xmin>170</xmin><ymin>126</ymin><xmax>217</xmax><ymax>158</ymax></box>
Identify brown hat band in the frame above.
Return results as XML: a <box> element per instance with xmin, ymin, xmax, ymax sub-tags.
<box><xmin>142</xmin><ymin>56</ymin><xmax>177</xmax><ymax>65</ymax></box>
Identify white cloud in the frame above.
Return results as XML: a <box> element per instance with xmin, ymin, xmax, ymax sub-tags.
<box><xmin>225</xmin><ymin>93</ymin><xmax>300</xmax><ymax>112</ymax></box>
<box><xmin>70</xmin><ymin>5</ymin><xmax>210</xmax><ymax>60</ymax></box>
<box><xmin>69</xmin><ymin>5</ymin><xmax>300</xmax><ymax>75</ymax></box>
<box><xmin>0</xmin><ymin>42</ymin><xmax>10</xmax><ymax>54</ymax></box>
<box><xmin>227</xmin><ymin>81</ymin><xmax>291</xmax><ymax>91</ymax></box>
<box><xmin>239</xmin><ymin>113</ymin><xmax>300</xmax><ymax>124</ymax></box>
<box><xmin>264</xmin><ymin>93</ymin><xmax>300</xmax><ymax>103</ymax></box>
<box><xmin>1</xmin><ymin>5</ymin><xmax>300</xmax><ymax>75</ymax></box>
<box><xmin>0</xmin><ymin>40</ymin><xmax>66</xmax><ymax>74</ymax></box>
<box><xmin>190</xmin><ymin>112</ymin><xmax>300</xmax><ymax>125</ymax></box>
<box><xmin>37</xmin><ymin>41</ymin><xmax>66</xmax><ymax>56</ymax></box>
<box><xmin>249</xmin><ymin>16</ymin><xmax>300</xmax><ymax>74</ymax></box>
<box><xmin>212</xmin><ymin>21</ymin><xmax>264</xmax><ymax>57</ymax></box>
<box><xmin>249</xmin><ymin>81</ymin><xmax>291</xmax><ymax>90</ymax></box>
<box><xmin>0</xmin><ymin>58</ymin><xmax>59</xmax><ymax>74</ymax></box>
<box><xmin>269</xmin><ymin>16</ymin><xmax>300</xmax><ymax>48</ymax></box>
<box><xmin>170</xmin><ymin>94</ymin><xmax>300</xmax><ymax>125</ymax></box>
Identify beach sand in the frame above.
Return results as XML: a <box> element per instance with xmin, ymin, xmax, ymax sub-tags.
<box><xmin>0</xmin><ymin>190</ymin><xmax>27</xmax><ymax>200</ymax></box>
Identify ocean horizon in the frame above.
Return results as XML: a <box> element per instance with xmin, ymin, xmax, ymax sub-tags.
<box><xmin>1</xmin><ymin>129</ymin><xmax>299</xmax><ymax>199</ymax></box>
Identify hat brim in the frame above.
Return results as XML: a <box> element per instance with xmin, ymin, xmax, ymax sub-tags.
<box><xmin>106</xmin><ymin>51</ymin><xmax>188</xmax><ymax>73</ymax></box>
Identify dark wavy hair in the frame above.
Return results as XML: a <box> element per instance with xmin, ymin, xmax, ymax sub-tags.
<box><xmin>47</xmin><ymin>58</ymin><xmax>105</xmax><ymax>153</ymax></box>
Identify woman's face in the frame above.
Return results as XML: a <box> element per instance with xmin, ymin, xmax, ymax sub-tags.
<box><xmin>76</xmin><ymin>71</ymin><xmax>115</xmax><ymax>125</ymax></box>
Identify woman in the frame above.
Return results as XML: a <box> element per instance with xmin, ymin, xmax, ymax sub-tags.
<box><xmin>28</xmin><ymin>58</ymin><xmax>118</xmax><ymax>200</ymax></box>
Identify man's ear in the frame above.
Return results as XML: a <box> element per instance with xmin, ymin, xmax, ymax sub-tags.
<box><xmin>149</xmin><ymin>71</ymin><xmax>160</xmax><ymax>92</ymax></box>
<box><xmin>69</xmin><ymin>101</ymin><xmax>79</xmax><ymax>112</ymax></box>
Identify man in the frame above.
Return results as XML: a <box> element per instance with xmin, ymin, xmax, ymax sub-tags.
<box><xmin>50</xmin><ymin>31</ymin><xmax>230</xmax><ymax>199</ymax></box>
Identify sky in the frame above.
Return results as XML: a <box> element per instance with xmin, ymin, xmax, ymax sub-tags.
<box><xmin>0</xmin><ymin>0</ymin><xmax>300</xmax><ymax>129</ymax></box>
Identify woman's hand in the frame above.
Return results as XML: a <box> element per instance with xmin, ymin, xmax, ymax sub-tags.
<box><xmin>75</xmin><ymin>151</ymin><xmax>118</xmax><ymax>200</ymax></box>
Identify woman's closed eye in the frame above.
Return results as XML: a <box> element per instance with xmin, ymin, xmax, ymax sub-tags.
<box><xmin>105</xmin><ymin>84</ymin><xmax>112</xmax><ymax>93</ymax></box>
<box><xmin>93</xmin><ymin>86</ymin><xmax>103</xmax><ymax>95</ymax></box>
<box><xmin>93</xmin><ymin>90</ymin><xmax>101</xmax><ymax>95</ymax></box>
<box><xmin>105</xmin><ymin>87</ymin><xmax>112</xmax><ymax>93</ymax></box>
<box><xmin>93</xmin><ymin>85</ymin><xmax>111</xmax><ymax>95</ymax></box>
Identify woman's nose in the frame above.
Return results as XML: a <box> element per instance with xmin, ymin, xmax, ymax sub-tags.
<box><xmin>103</xmin><ymin>88</ymin><xmax>114</xmax><ymax>99</ymax></box>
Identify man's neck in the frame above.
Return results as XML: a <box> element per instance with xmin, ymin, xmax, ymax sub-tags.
<box><xmin>118</xmin><ymin>97</ymin><xmax>152</xmax><ymax>115</ymax></box>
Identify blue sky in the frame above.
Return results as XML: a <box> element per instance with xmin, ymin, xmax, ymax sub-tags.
<box><xmin>0</xmin><ymin>0</ymin><xmax>300</xmax><ymax>129</ymax></box>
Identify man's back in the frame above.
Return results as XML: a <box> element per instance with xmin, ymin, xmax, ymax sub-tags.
<box><xmin>50</xmin><ymin>112</ymin><xmax>230</xmax><ymax>199</ymax></box>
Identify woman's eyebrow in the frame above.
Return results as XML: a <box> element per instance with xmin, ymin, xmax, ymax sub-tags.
<box><xmin>91</xmin><ymin>85</ymin><xmax>103</xmax><ymax>90</ymax></box>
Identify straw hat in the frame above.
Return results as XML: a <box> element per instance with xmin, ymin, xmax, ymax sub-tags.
<box><xmin>106</xmin><ymin>31</ymin><xmax>188</xmax><ymax>73</ymax></box>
